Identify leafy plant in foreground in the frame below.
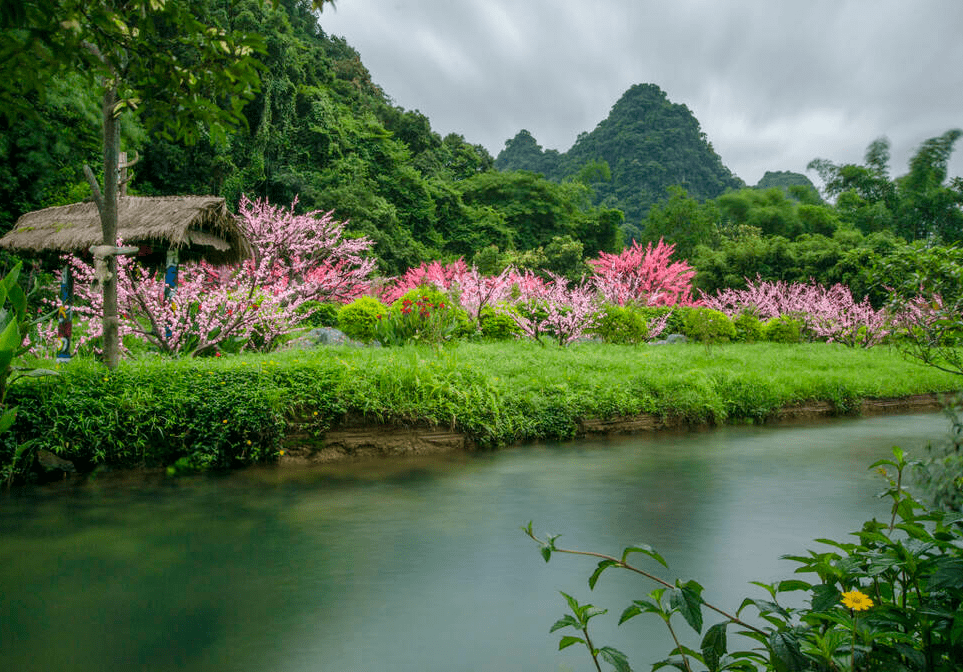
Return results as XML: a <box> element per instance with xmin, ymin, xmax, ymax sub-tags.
<box><xmin>0</xmin><ymin>262</ymin><xmax>58</xmax><ymax>484</ymax></box>
<box><xmin>526</xmin><ymin>447</ymin><xmax>963</xmax><ymax>671</ymax></box>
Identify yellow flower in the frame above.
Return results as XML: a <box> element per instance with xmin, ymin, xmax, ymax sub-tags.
<box><xmin>279</xmin><ymin>450</ymin><xmax>285</xmax><ymax>456</ymax></box>
<box><xmin>222</xmin><ymin>419</ymin><xmax>228</xmax><ymax>424</ymax></box>
<box><xmin>841</xmin><ymin>590</ymin><xmax>873</xmax><ymax>611</ymax></box>
<box><xmin>312</xmin><ymin>411</ymin><xmax>318</xmax><ymax>416</ymax></box>
<box><xmin>246</xmin><ymin>440</ymin><xmax>252</xmax><ymax>446</ymax></box>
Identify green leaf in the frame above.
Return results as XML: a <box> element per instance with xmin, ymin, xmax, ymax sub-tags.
<box><xmin>540</xmin><ymin>546</ymin><xmax>552</xmax><ymax>563</ymax></box>
<box><xmin>7</xmin><ymin>281</ymin><xmax>26</xmax><ymax>320</ymax></box>
<box><xmin>1</xmin><ymin>262</ymin><xmax>21</xmax><ymax>292</ymax></box>
<box><xmin>928</xmin><ymin>558</ymin><xmax>963</xmax><ymax>591</ymax></box>
<box><xmin>589</xmin><ymin>559</ymin><xmax>617</xmax><ymax>590</ymax></box>
<box><xmin>558</xmin><ymin>635</ymin><xmax>584</xmax><ymax>650</ymax></box>
<box><xmin>776</xmin><ymin>580</ymin><xmax>811</xmax><ymax>593</ymax></box>
<box><xmin>0</xmin><ymin>348</ymin><xmax>14</xmax><ymax>375</ymax></box>
<box><xmin>0</xmin><ymin>407</ymin><xmax>17</xmax><ymax>434</ymax></box>
<box><xmin>11</xmin><ymin>368</ymin><xmax>58</xmax><ymax>379</ymax></box>
<box><xmin>810</xmin><ymin>584</ymin><xmax>841</xmax><ymax>612</ymax></box>
<box><xmin>669</xmin><ymin>581</ymin><xmax>704</xmax><ymax>633</ymax></box>
<box><xmin>701</xmin><ymin>622</ymin><xmax>728</xmax><ymax>672</ymax></box>
<box><xmin>0</xmin><ymin>317</ymin><xmax>20</xmax><ymax>352</ymax></box>
<box><xmin>618</xmin><ymin>604</ymin><xmax>643</xmax><ymax>625</ymax></box>
<box><xmin>550</xmin><ymin>615</ymin><xmax>580</xmax><ymax>633</ymax></box>
<box><xmin>768</xmin><ymin>631</ymin><xmax>807</xmax><ymax>672</ymax></box>
<box><xmin>599</xmin><ymin>646</ymin><xmax>632</xmax><ymax>672</ymax></box>
<box><xmin>621</xmin><ymin>543</ymin><xmax>668</xmax><ymax>568</ymax></box>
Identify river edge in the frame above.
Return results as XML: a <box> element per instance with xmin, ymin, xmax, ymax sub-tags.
<box><xmin>280</xmin><ymin>393</ymin><xmax>947</xmax><ymax>465</ymax></box>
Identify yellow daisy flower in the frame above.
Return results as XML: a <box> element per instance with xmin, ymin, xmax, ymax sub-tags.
<box><xmin>841</xmin><ymin>590</ymin><xmax>873</xmax><ymax>611</ymax></box>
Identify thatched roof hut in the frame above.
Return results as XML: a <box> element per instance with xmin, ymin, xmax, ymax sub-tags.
<box><xmin>0</xmin><ymin>196</ymin><xmax>252</xmax><ymax>266</ymax></box>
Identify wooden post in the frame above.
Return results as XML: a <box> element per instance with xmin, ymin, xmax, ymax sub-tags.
<box><xmin>119</xmin><ymin>151</ymin><xmax>127</xmax><ymax>197</ymax></box>
<box><xmin>164</xmin><ymin>249</ymin><xmax>178</xmax><ymax>340</ymax></box>
<box><xmin>55</xmin><ymin>265</ymin><xmax>73</xmax><ymax>363</ymax></box>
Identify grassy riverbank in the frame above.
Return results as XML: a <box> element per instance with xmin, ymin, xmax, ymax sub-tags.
<box><xmin>4</xmin><ymin>341</ymin><xmax>961</xmax><ymax>477</ymax></box>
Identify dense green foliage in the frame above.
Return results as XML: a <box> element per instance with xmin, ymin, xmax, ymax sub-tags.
<box><xmin>3</xmin><ymin>342</ymin><xmax>960</xmax><ymax>481</ymax></box>
<box><xmin>810</xmin><ymin>132</ymin><xmax>963</xmax><ymax>243</ymax></box>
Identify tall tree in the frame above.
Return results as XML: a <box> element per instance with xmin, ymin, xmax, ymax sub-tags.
<box><xmin>808</xmin><ymin>131</ymin><xmax>963</xmax><ymax>242</ymax></box>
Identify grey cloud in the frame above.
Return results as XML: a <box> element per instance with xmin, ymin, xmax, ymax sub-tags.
<box><xmin>320</xmin><ymin>0</ymin><xmax>963</xmax><ymax>186</ymax></box>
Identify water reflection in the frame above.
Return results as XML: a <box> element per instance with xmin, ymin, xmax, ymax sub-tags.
<box><xmin>0</xmin><ymin>413</ymin><xmax>949</xmax><ymax>671</ymax></box>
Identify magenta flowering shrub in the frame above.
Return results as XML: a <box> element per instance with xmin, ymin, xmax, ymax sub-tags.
<box><xmin>380</xmin><ymin>259</ymin><xmax>470</xmax><ymax>305</ymax></box>
<box><xmin>588</xmin><ymin>239</ymin><xmax>697</xmax><ymax>307</ymax></box>
<box><xmin>37</xmin><ymin>197</ymin><xmax>375</xmax><ymax>357</ymax></box>
<box><xmin>703</xmin><ymin>277</ymin><xmax>893</xmax><ymax>347</ymax></box>
<box><xmin>380</xmin><ymin>259</ymin><xmax>518</xmax><ymax>324</ymax></box>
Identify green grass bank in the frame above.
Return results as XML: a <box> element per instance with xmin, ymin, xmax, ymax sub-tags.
<box><xmin>4</xmin><ymin>341</ymin><xmax>961</xmax><ymax>478</ymax></box>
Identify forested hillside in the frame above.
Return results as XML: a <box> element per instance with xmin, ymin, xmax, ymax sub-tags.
<box><xmin>495</xmin><ymin>84</ymin><xmax>744</xmax><ymax>227</ymax></box>
<box><xmin>0</xmin><ymin>0</ymin><xmax>621</xmax><ymax>274</ymax></box>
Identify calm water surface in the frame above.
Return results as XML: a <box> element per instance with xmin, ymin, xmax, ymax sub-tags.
<box><xmin>0</xmin><ymin>412</ymin><xmax>950</xmax><ymax>671</ymax></box>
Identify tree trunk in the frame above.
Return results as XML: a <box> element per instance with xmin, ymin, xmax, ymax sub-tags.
<box><xmin>101</xmin><ymin>84</ymin><xmax>121</xmax><ymax>369</ymax></box>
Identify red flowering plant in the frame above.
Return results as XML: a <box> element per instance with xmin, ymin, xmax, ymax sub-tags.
<box><xmin>33</xmin><ymin>197</ymin><xmax>375</xmax><ymax>357</ymax></box>
<box><xmin>373</xmin><ymin>287</ymin><xmax>463</xmax><ymax>347</ymax></box>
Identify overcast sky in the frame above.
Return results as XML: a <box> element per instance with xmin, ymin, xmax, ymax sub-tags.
<box><xmin>317</xmin><ymin>0</ymin><xmax>962</xmax><ymax>189</ymax></box>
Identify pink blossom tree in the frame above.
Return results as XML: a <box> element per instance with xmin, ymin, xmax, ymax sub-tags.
<box><xmin>588</xmin><ymin>239</ymin><xmax>697</xmax><ymax>307</ymax></box>
<box><xmin>703</xmin><ymin>277</ymin><xmax>894</xmax><ymax>347</ymax></box>
<box><xmin>39</xmin><ymin>197</ymin><xmax>375</xmax><ymax>357</ymax></box>
<box><xmin>504</xmin><ymin>271</ymin><xmax>600</xmax><ymax>346</ymax></box>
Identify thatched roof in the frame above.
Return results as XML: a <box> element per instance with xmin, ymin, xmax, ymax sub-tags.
<box><xmin>0</xmin><ymin>196</ymin><xmax>253</xmax><ymax>266</ymax></box>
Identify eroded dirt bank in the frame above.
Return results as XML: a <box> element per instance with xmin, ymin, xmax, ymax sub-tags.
<box><xmin>280</xmin><ymin>394</ymin><xmax>945</xmax><ymax>464</ymax></box>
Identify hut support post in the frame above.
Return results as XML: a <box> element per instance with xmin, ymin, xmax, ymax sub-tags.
<box><xmin>56</xmin><ymin>266</ymin><xmax>73</xmax><ymax>363</ymax></box>
<box><xmin>164</xmin><ymin>249</ymin><xmax>178</xmax><ymax>340</ymax></box>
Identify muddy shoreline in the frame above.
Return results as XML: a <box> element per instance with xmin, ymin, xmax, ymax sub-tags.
<box><xmin>280</xmin><ymin>393</ymin><xmax>946</xmax><ymax>464</ymax></box>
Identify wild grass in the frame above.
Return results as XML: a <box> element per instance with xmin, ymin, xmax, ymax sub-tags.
<box><xmin>5</xmin><ymin>341</ymin><xmax>960</xmax><ymax>475</ymax></box>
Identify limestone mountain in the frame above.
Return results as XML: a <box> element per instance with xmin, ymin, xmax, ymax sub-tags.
<box><xmin>496</xmin><ymin>83</ymin><xmax>744</xmax><ymax>227</ymax></box>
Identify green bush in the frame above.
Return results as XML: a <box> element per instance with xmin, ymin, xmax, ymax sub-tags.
<box><xmin>763</xmin><ymin>314</ymin><xmax>804</xmax><ymax>343</ymax></box>
<box><xmin>337</xmin><ymin>296</ymin><xmax>387</xmax><ymax>342</ymax></box>
<box><xmin>733</xmin><ymin>310</ymin><xmax>764</xmax><ymax>342</ymax></box>
<box><xmin>479</xmin><ymin>305</ymin><xmax>522</xmax><ymax>341</ymax></box>
<box><xmin>296</xmin><ymin>301</ymin><xmax>340</xmax><ymax>328</ymax></box>
<box><xmin>634</xmin><ymin>306</ymin><xmax>689</xmax><ymax>336</ymax></box>
<box><xmin>594</xmin><ymin>304</ymin><xmax>648</xmax><ymax>344</ymax></box>
<box><xmin>683</xmin><ymin>307</ymin><xmax>736</xmax><ymax>344</ymax></box>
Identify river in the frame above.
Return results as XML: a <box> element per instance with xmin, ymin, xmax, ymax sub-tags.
<box><xmin>0</xmin><ymin>412</ymin><xmax>950</xmax><ymax>671</ymax></box>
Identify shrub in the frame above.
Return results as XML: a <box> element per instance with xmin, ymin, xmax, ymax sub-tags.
<box><xmin>683</xmin><ymin>307</ymin><xmax>736</xmax><ymax>344</ymax></box>
<box><xmin>295</xmin><ymin>301</ymin><xmax>339</xmax><ymax>328</ymax></box>
<box><xmin>337</xmin><ymin>296</ymin><xmax>387</xmax><ymax>342</ymax></box>
<box><xmin>763</xmin><ymin>314</ymin><xmax>804</xmax><ymax>343</ymax></box>
<box><xmin>479</xmin><ymin>305</ymin><xmax>522</xmax><ymax>341</ymax></box>
<box><xmin>733</xmin><ymin>310</ymin><xmax>764</xmax><ymax>342</ymax></box>
<box><xmin>593</xmin><ymin>304</ymin><xmax>648</xmax><ymax>345</ymax></box>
